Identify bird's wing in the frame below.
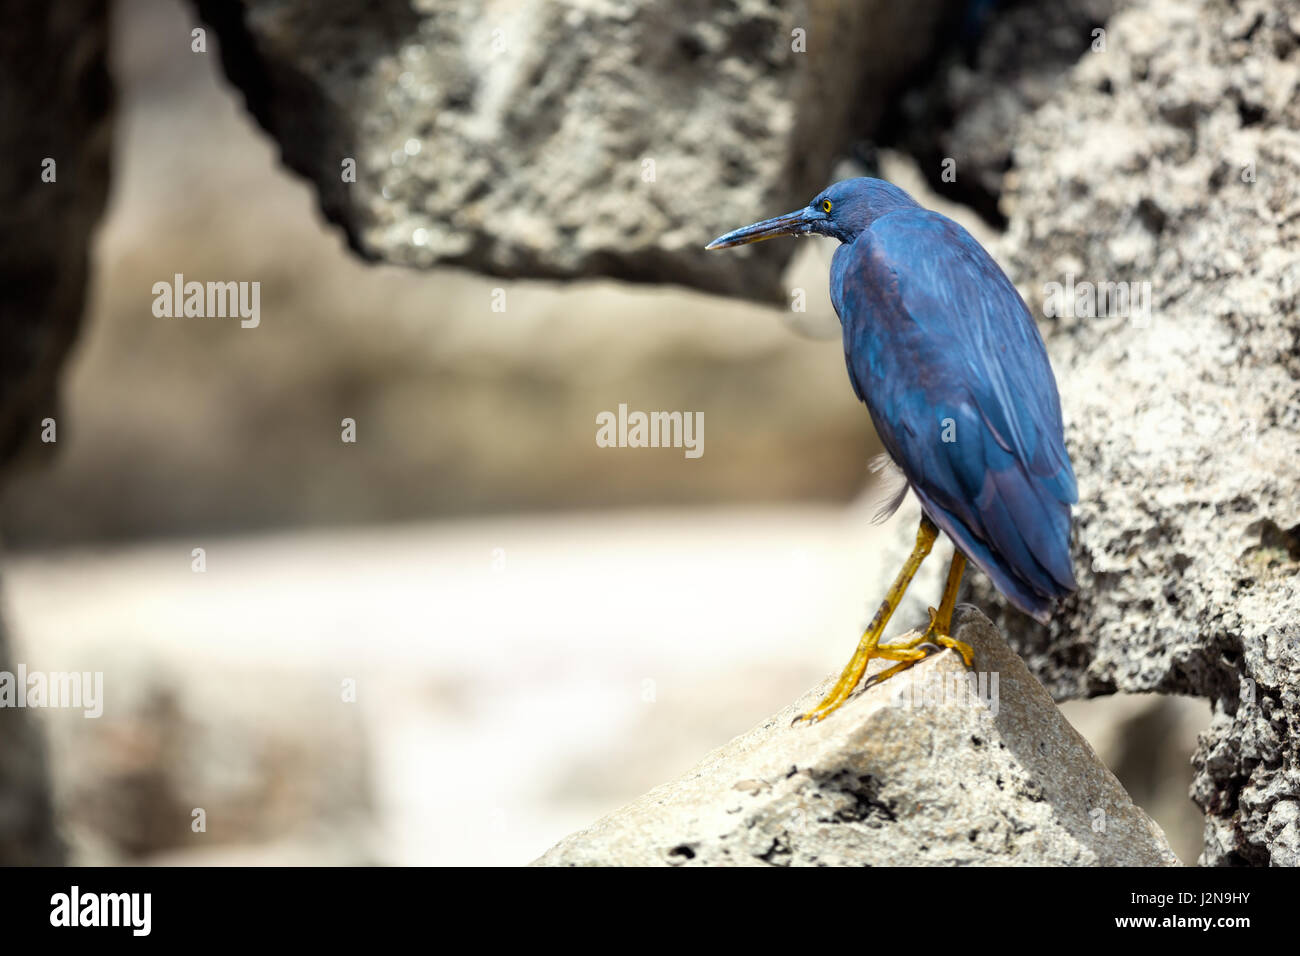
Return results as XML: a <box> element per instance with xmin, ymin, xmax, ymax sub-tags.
<box><xmin>836</xmin><ymin>209</ymin><xmax>1077</xmax><ymax>618</ymax></box>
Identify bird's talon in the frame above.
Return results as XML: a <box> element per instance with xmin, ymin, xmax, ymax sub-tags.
<box><xmin>935</xmin><ymin>635</ymin><xmax>975</xmax><ymax>667</ymax></box>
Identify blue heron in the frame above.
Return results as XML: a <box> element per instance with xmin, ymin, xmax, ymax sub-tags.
<box><xmin>707</xmin><ymin>178</ymin><xmax>1076</xmax><ymax>723</ymax></box>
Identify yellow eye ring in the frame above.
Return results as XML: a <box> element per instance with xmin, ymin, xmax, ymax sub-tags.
<box><xmin>821</xmin><ymin>199</ymin><xmax>833</xmax><ymax>213</ymax></box>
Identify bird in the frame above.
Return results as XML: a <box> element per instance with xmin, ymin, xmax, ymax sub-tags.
<box><xmin>706</xmin><ymin>178</ymin><xmax>1076</xmax><ymax>723</ymax></box>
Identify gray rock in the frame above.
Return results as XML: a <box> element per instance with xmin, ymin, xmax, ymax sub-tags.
<box><xmin>0</xmin><ymin>0</ymin><xmax>112</xmax><ymax>865</ymax></box>
<box><xmin>192</xmin><ymin>0</ymin><xmax>954</xmax><ymax>301</ymax></box>
<box><xmin>0</xmin><ymin>0</ymin><xmax>112</xmax><ymax>468</ymax></box>
<box><xmin>42</xmin><ymin>663</ymin><xmax>374</xmax><ymax>865</ymax></box>
<box><xmin>0</xmin><ymin>604</ymin><xmax>63</xmax><ymax>865</ymax></box>
<box><xmin>533</xmin><ymin>607</ymin><xmax>1178</xmax><ymax>866</ymax></box>
<box><xmin>972</xmin><ymin>0</ymin><xmax>1300</xmax><ymax>866</ymax></box>
<box><xmin>891</xmin><ymin>0</ymin><xmax>1118</xmax><ymax>223</ymax></box>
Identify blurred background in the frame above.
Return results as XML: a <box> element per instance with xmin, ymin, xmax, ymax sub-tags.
<box><xmin>1</xmin><ymin>0</ymin><xmax>1206</xmax><ymax>865</ymax></box>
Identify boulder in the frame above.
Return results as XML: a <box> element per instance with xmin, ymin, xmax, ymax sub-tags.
<box><xmin>0</xmin><ymin>0</ymin><xmax>112</xmax><ymax>468</ymax></box>
<box><xmin>0</xmin><ymin>608</ymin><xmax>62</xmax><ymax>864</ymax></box>
<box><xmin>976</xmin><ymin>0</ymin><xmax>1300</xmax><ymax>866</ymax></box>
<box><xmin>891</xmin><ymin>0</ymin><xmax>1118</xmax><ymax>224</ymax></box>
<box><xmin>533</xmin><ymin>607</ymin><xmax>1179</xmax><ymax>866</ymax></box>
<box><xmin>0</xmin><ymin>0</ymin><xmax>113</xmax><ymax>865</ymax></box>
<box><xmin>192</xmin><ymin>0</ymin><xmax>955</xmax><ymax>301</ymax></box>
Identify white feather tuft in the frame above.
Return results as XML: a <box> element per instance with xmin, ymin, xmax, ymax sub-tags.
<box><xmin>868</xmin><ymin>452</ymin><xmax>910</xmax><ymax>524</ymax></box>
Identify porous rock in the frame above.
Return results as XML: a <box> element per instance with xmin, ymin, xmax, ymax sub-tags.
<box><xmin>533</xmin><ymin>607</ymin><xmax>1179</xmax><ymax>866</ymax></box>
<box><xmin>192</xmin><ymin>0</ymin><xmax>954</xmax><ymax>301</ymax></box>
<box><xmin>0</xmin><ymin>0</ymin><xmax>113</xmax><ymax>865</ymax></box>
<box><xmin>976</xmin><ymin>0</ymin><xmax>1300</xmax><ymax>866</ymax></box>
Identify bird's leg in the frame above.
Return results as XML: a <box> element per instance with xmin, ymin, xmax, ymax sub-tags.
<box><xmin>873</xmin><ymin>551</ymin><xmax>974</xmax><ymax>662</ymax></box>
<box><xmin>794</xmin><ymin>516</ymin><xmax>937</xmax><ymax>724</ymax></box>
<box><xmin>920</xmin><ymin>551</ymin><xmax>974</xmax><ymax>666</ymax></box>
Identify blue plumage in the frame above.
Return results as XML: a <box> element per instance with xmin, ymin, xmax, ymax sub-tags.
<box><xmin>834</xmin><ymin>198</ymin><xmax>1076</xmax><ymax>620</ymax></box>
<box><xmin>708</xmin><ymin>177</ymin><xmax>1076</xmax><ymax>623</ymax></box>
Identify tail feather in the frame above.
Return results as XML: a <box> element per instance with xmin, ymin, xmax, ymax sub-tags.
<box><xmin>912</xmin><ymin>474</ymin><xmax>1074</xmax><ymax>623</ymax></box>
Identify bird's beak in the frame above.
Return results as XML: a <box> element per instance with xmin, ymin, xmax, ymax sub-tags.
<box><xmin>705</xmin><ymin>207</ymin><xmax>821</xmax><ymax>249</ymax></box>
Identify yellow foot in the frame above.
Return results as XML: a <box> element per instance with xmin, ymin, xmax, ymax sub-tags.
<box><xmin>792</xmin><ymin>613</ymin><xmax>974</xmax><ymax>726</ymax></box>
<box><xmin>792</xmin><ymin>643</ymin><xmax>929</xmax><ymax>725</ymax></box>
<box><xmin>933</xmin><ymin>635</ymin><xmax>974</xmax><ymax>667</ymax></box>
<box><xmin>921</xmin><ymin>606</ymin><xmax>975</xmax><ymax>667</ymax></box>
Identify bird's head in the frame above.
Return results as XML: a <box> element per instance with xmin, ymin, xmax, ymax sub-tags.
<box><xmin>705</xmin><ymin>177</ymin><xmax>919</xmax><ymax>250</ymax></box>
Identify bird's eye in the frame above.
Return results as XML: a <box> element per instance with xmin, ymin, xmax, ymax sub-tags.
<box><xmin>821</xmin><ymin>199</ymin><xmax>833</xmax><ymax>213</ymax></box>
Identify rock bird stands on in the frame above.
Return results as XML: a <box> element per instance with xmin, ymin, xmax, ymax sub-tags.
<box><xmin>707</xmin><ymin>178</ymin><xmax>1076</xmax><ymax>723</ymax></box>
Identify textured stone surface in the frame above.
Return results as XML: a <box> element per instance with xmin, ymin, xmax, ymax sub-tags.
<box><xmin>0</xmin><ymin>0</ymin><xmax>112</xmax><ymax>865</ymax></box>
<box><xmin>891</xmin><ymin>0</ymin><xmax>1117</xmax><ymax>224</ymax></box>
<box><xmin>971</xmin><ymin>0</ymin><xmax>1300</xmax><ymax>866</ymax></box>
<box><xmin>534</xmin><ymin>607</ymin><xmax>1178</xmax><ymax>866</ymax></box>
<box><xmin>0</xmin><ymin>0</ymin><xmax>112</xmax><ymax>468</ymax></box>
<box><xmin>193</xmin><ymin>0</ymin><xmax>954</xmax><ymax>301</ymax></box>
<box><xmin>41</xmin><ymin>662</ymin><xmax>373</xmax><ymax>865</ymax></box>
<box><xmin>0</xmin><ymin>604</ymin><xmax>62</xmax><ymax>865</ymax></box>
